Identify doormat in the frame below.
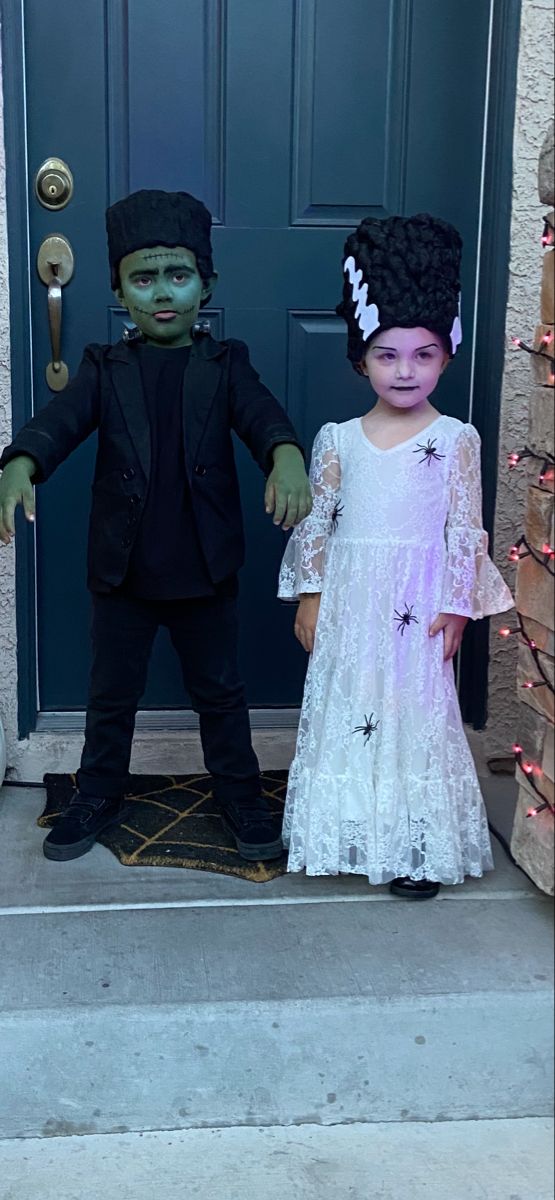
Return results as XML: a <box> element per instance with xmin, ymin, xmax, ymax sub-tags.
<box><xmin>38</xmin><ymin>772</ymin><xmax>289</xmax><ymax>882</ymax></box>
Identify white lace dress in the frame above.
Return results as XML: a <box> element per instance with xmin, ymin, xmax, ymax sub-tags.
<box><xmin>278</xmin><ymin>415</ymin><xmax>514</xmax><ymax>883</ymax></box>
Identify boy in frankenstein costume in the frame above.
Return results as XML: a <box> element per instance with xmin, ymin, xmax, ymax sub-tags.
<box><xmin>0</xmin><ymin>189</ymin><xmax>311</xmax><ymax>863</ymax></box>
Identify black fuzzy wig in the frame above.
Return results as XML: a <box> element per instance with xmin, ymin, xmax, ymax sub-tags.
<box><xmin>106</xmin><ymin>189</ymin><xmax>215</xmax><ymax>306</ymax></box>
<box><xmin>336</xmin><ymin>213</ymin><xmax>462</xmax><ymax>371</ymax></box>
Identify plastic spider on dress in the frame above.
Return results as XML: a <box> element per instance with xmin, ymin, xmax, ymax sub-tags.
<box><xmin>394</xmin><ymin>603</ymin><xmax>419</xmax><ymax>635</ymax></box>
<box><xmin>352</xmin><ymin>712</ymin><xmax>379</xmax><ymax>745</ymax></box>
<box><xmin>413</xmin><ymin>438</ymin><xmax>445</xmax><ymax>466</ymax></box>
<box><xmin>330</xmin><ymin>501</ymin><xmax>344</xmax><ymax>532</ymax></box>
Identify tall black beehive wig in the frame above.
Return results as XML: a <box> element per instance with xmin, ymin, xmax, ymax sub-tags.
<box><xmin>336</xmin><ymin>213</ymin><xmax>463</xmax><ymax>370</ymax></box>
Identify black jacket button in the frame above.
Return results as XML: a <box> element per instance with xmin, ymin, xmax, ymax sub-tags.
<box><xmin>194</xmin><ymin>465</ymin><xmax>207</xmax><ymax>476</ymax></box>
<box><xmin>122</xmin><ymin>468</ymin><xmax>135</xmax><ymax>481</ymax></box>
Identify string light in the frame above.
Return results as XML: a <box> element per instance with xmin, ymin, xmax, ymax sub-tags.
<box><xmin>541</xmin><ymin>215</ymin><xmax>554</xmax><ymax>247</ymax></box>
<box><xmin>506</xmin><ymin>534</ymin><xmax>554</xmax><ymax>575</ymax></box>
<box><xmin>527</xmin><ymin>801</ymin><xmax>550</xmax><ymax>817</ymax></box>
<box><xmin>511</xmin><ymin>335</ymin><xmax>555</xmax><ymax>375</ymax></box>
<box><xmin>499</xmin><ymin>614</ymin><xmax>555</xmax><ymax>695</ymax></box>
<box><xmin>508</xmin><ymin>538</ymin><xmax>532</xmax><ymax>565</ymax></box>
<box><xmin>507</xmin><ymin>211</ymin><xmax>554</xmax><ymax>825</ymax></box>
<box><xmin>513</xmin><ymin>748</ymin><xmax>554</xmax><ymax>818</ymax></box>
<box><xmin>506</xmin><ymin>446</ymin><xmax>555</xmax><ymax>487</ymax></box>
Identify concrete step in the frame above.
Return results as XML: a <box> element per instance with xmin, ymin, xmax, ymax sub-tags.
<box><xmin>0</xmin><ymin>1118</ymin><xmax>553</xmax><ymax>1200</ymax></box>
<box><xmin>0</xmin><ymin>785</ymin><xmax>553</xmax><ymax>1140</ymax></box>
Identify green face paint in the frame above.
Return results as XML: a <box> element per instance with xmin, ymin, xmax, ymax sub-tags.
<box><xmin>116</xmin><ymin>245</ymin><xmax>215</xmax><ymax>347</ymax></box>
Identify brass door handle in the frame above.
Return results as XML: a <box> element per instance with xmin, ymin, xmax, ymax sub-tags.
<box><xmin>37</xmin><ymin>235</ymin><xmax>74</xmax><ymax>391</ymax></box>
<box><xmin>48</xmin><ymin>273</ymin><xmax>63</xmax><ymax>370</ymax></box>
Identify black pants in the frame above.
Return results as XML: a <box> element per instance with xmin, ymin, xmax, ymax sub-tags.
<box><xmin>78</xmin><ymin>591</ymin><xmax>261</xmax><ymax>804</ymax></box>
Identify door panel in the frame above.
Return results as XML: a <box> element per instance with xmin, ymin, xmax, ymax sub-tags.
<box><xmin>21</xmin><ymin>0</ymin><xmax>491</xmax><ymax>712</ymax></box>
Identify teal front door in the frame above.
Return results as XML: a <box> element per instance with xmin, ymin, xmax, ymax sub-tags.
<box><xmin>3</xmin><ymin>0</ymin><xmax>501</xmax><ymax>728</ymax></box>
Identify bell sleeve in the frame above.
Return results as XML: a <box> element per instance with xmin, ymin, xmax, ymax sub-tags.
<box><xmin>441</xmin><ymin>423</ymin><xmax>514</xmax><ymax>620</ymax></box>
<box><xmin>278</xmin><ymin>421</ymin><xmax>341</xmax><ymax>601</ymax></box>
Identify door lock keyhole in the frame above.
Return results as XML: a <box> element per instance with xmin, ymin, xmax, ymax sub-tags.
<box><xmin>35</xmin><ymin>158</ymin><xmax>74</xmax><ymax>210</ymax></box>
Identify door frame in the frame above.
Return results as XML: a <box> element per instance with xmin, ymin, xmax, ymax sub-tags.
<box><xmin>1</xmin><ymin>0</ymin><xmax>521</xmax><ymax>737</ymax></box>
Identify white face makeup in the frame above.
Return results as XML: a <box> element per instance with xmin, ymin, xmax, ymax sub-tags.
<box><xmin>361</xmin><ymin>327</ymin><xmax>449</xmax><ymax>409</ymax></box>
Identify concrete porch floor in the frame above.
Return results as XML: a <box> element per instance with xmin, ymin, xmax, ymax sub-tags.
<box><xmin>0</xmin><ymin>759</ymin><xmax>535</xmax><ymax>912</ymax></box>
<box><xmin>1</xmin><ymin>1118</ymin><xmax>553</xmax><ymax>1200</ymax></box>
<box><xmin>0</xmin><ymin>758</ymin><xmax>552</xmax><ymax>1196</ymax></box>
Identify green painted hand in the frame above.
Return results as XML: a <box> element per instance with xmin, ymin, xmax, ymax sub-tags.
<box><xmin>265</xmin><ymin>444</ymin><xmax>312</xmax><ymax>530</ymax></box>
<box><xmin>0</xmin><ymin>456</ymin><xmax>36</xmax><ymax>545</ymax></box>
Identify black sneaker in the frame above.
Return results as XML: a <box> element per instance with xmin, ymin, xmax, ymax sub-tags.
<box><xmin>218</xmin><ymin>797</ymin><xmax>284</xmax><ymax>862</ymax></box>
<box><xmin>43</xmin><ymin>792</ymin><xmax>124</xmax><ymax>862</ymax></box>
<box><xmin>389</xmin><ymin>876</ymin><xmax>440</xmax><ymax>900</ymax></box>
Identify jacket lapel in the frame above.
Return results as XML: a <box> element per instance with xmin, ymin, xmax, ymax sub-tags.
<box><xmin>182</xmin><ymin>335</ymin><xmax>227</xmax><ymax>470</ymax></box>
<box><xmin>108</xmin><ymin>342</ymin><xmax>151</xmax><ymax>481</ymax></box>
<box><xmin>107</xmin><ymin>333</ymin><xmax>228</xmax><ymax>480</ymax></box>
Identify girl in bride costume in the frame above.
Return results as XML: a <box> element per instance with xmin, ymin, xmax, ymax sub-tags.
<box><xmin>279</xmin><ymin>214</ymin><xmax>513</xmax><ymax>898</ymax></box>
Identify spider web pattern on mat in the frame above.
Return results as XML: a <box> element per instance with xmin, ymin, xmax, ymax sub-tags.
<box><xmin>39</xmin><ymin>772</ymin><xmax>289</xmax><ymax>882</ymax></box>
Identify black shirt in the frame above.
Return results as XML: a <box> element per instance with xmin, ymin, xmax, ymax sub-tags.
<box><xmin>123</xmin><ymin>343</ymin><xmax>236</xmax><ymax>600</ymax></box>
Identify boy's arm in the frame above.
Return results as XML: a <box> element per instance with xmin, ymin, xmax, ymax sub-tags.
<box><xmin>0</xmin><ymin>344</ymin><xmax>102</xmax><ymax>483</ymax></box>
<box><xmin>228</xmin><ymin>340</ymin><xmax>311</xmax><ymax>527</ymax></box>
<box><xmin>0</xmin><ymin>455</ymin><xmax>37</xmax><ymax>544</ymax></box>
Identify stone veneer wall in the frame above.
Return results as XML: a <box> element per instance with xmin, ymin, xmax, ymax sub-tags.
<box><xmin>485</xmin><ymin>0</ymin><xmax>555</xmax><ymax>760</ymax></box>
<box><xmin>509</xmin><ymin>120</ymin><xmax>554</xmax><ymax>895</ymax></box>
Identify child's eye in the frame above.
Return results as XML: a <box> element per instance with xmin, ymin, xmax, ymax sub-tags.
<box><xmin>417</xmin><ymin>351</ymin><xmax>432</xmax><ymax>360</ymax></box>
<box><xmin>135</xmin><ymin>277</ymin><xmax>152</xmax><ymax>287</ymax></box>
<box><xmin>379</xmin><ymin>353</ymin><xmax>395</xmax><ymax>362</ymax></box>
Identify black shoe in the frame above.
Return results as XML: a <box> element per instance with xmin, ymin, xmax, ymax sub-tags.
<box><xmin>218</xmin><ymin>797</ymin><xmax>284</xmax><ymax>862</ymax></box>
<box><xmin>43</xmin><ymin>791</ymin><xmax>124</xmax><ymax>861</ymax></box>
<box><xmin>390</xmin><ymin>876</ymin><xmax>440</xmax><ymax>900</ymax></box>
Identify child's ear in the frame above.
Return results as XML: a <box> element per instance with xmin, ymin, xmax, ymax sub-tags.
<box><xmin>114</xmin><ymin>288</ymin><xmax>128</xmax><ymax>312</ymax></box>
<box><xmin>202</xmin><ymin>272</ymin><xmax>218</xmax><ymax>300</ymax></box>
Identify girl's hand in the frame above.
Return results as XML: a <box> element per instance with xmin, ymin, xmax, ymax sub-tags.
<box><xmin>429</xmin><ymin>612</ymin><xmax>468</xmax><ymax>661</ymax></box>
<box><xmin>294</xmin><ymin>594</ymin><xmax>321</xmax><ymax>653</ymax></box>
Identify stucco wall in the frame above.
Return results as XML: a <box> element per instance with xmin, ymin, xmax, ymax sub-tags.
<box><xmin>0</xmin><ymin>32</ymin><xmax>18</xmax><ymax>764</ymax></box>
<box><xmin>485</xmin><ymin>0</ymin><xmax>555</xmax><ymax>760</ymax></box>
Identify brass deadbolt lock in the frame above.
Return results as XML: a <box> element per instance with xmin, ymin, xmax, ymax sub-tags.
<box><xmin>35</xmin><ymin>158</ymin><xmax>74</xmax><ymax>210</ymax></box>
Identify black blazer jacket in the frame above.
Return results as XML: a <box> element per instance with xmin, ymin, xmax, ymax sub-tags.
<box><xmin>0</xmin><ymin>334</ymin><xmax>303</xmax><ymax>592</ymax></box>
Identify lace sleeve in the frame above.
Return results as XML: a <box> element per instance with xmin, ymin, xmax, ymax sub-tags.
<box><xmin>278</xmin><ymin>422</ymin><xmax>341</xmax><ymax>601</ymax></box>
<box><xmin>441</xmin><ymin>424</ymin><xmax>514</xmax><ymax>620</ymax></box>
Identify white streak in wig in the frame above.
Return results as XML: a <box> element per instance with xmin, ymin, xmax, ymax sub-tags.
<box><xmin>344</xmin><ymin>255</ymin><xmax>380</xmax><ymax>341</ymax></box>
<box><xmin>450</xmin><ymin>294</ymin><xmax>462</xmax><ymax>354</ymax></box>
